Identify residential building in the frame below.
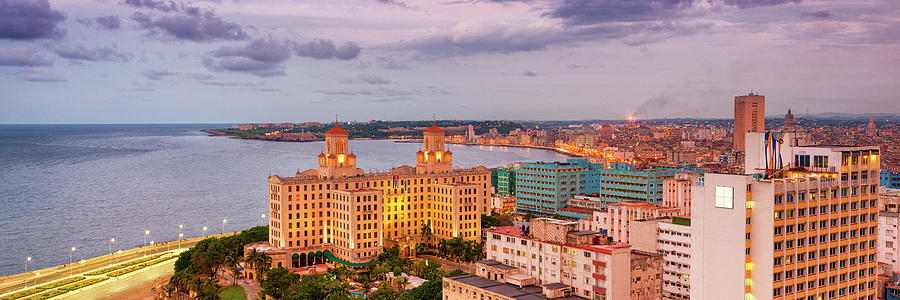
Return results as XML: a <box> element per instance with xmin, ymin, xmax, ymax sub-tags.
<box><xmin>492</xmin><ymin>165</ymin><xmax>518</xmax><ymax>196</ymax></box>
<box><xmin>483</xmin><ymin>218</ymin><xmax>663</xmax><ymax>299</ymax></box>
<box><xmin>265</xmin><ymin>122</ymin><xmax>490</xmax><ymax>268</ymax></box>
<box><xmin>733</xmin><ymin>92</ymin><xmax>765</xmax><ymax>151</ymax></box>
<box><xmin>878</xmin><ymin>188</ymin><xmax>900</xmax><ymax>273</ymax></box>
<box><xmin>662</xmin><ymin>172</ymin><xmax>698</xmax><ymax>216</ymax></box>
<box><xmin>883</xmin><ymin>170</ymin><xmax>900</xmax><ymax>189</ymax></box>
<box><xmin>606</xmin><ymin>201</ymin><xmax>680</xmax><ymax>243</ymax></box>
<box><xmin>691</xmin><ymin>132</ymin><xmax>880</xmax><ymax>300</ymax></box>
<box><xmin>630</xmin><ymin>216</ymin><xmax>692</xmax><ymax>300</ymax></box>
<box><xmin>491</xmin><ymin>195</ymin><xmax>516</xmax><ymax>214</ymax></box>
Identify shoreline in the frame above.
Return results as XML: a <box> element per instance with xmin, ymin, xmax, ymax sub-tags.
<box><xmin>202</xmin><ymin>129</ymin><xmax>582</xmax><ymax>158</ymax></box>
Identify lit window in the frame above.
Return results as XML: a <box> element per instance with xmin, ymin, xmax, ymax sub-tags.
<box><xmin>715</xmin><ymin>186</ymin><xmax>734</xmax><ymax>209</ymax></box>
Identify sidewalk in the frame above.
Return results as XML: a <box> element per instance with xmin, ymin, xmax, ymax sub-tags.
<box><xmin>218</xmin><ymin>270</ymin><xmax>261</xmax><ymax>300</ymax></box>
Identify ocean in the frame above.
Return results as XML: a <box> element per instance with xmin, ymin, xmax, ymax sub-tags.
<box><xmin>0</xmin><ymin>124</ymin><xmax>568</xmax><ymax>276</ymax></box>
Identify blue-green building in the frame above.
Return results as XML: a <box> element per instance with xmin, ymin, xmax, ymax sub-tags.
<box><xmin>514</xmin><ymin>159</ymin><xmax>699</xmax><ymax>216</ymax></box>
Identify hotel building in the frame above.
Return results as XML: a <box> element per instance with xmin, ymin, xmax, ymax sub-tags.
<box><xmin>265</xmin><ymin>122</ymin><xmax>490</xmax><ymax>267</ymax></box>
<box><xmin>691</xmin><ymin>132</ymin><xmax>880</xmax><ymax>300</ymax></box>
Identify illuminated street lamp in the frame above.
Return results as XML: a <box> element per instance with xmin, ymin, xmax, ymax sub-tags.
<box><xmin>202</xmin><ymin>226</ymin><xmax>208</xmax><ymax>237</ymax></box>
<box><xmin>69</xmin><ymin>247</ymin><xmax>76</xmax><ymax>264</ymax></box>
<box><xmin>108</xmin><ymin>238</ymin><xmax>115</xmax><ymax>256</ymax></box>
<box><xmin>260</xmin><ymin>214</ymin><xmax>266</xmax><ymax>226</ymax></box>
<box><xmin>144</xmin><ymin>230</ymin><xmax>150</xmax><ymax>247</ymax></box>
<box><xmin>25</xmin><ymin>256</ymin><xmax>31</xmax><ymax>273</ymax></box>
<box><xmin>222</xmin><ymin>218</ymin><xmax>227</xmax><ymax>234</ymax></box>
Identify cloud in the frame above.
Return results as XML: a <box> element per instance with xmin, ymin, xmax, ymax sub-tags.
<box><xmin>356</xmin><ymin>56</ymin><xmax>410</xmax><ymax>69</ymax></box>
<box><xmin>203</xmin><ymin>38</ymin><xmax>291</xmax><ymax>77</ymax></box>
<box><xmin>0</xmin><ymin>0</ymin><xmax>66</xmax><ymax>40</ymax></box>
<box><xmin>52</xmin><ymin>45</ymin><xmax>132</xmax><ymax>62</ymax></box>
<box><xmin>545</xmin><ymin>0</ymin><xmax>693</xmax><ymax>25</ymax></box>
<box><xmin>199</xmin><ymin>80</ymin><xmax>263</xmax><ymax>87</ymax></box>
<box><xmin>131</xmin><ymin>10</ymin><xmax>248</xmax><ymax>42</ymax></box>
<box><xmin>398</xmin><ymin>20</ymin><xmax>568</xmax><ymax>57</ymax></box>
<box><xmin>190</xmin><ymin>73</ymin><xmax>215</xmax><ymax>80</ymax></box>
<box><xmin>78</xmin><ymin>16</ymin><xmax>122</xmax><ymax>30</ymax></box>
<box><xmin>122</xmin><ymin>0</ymin><xmax>180</xmax><ymax>12</ymax></box>
<box><xmin>801</xmin><ymin>10</ymin><xmax>831</xmax><ymax>19</ymax></box>
<box><xmin>376</xmin><ymin>0</ymin><xmax>416</xmax><ymax>10</ymax></box>
<box><xmin>0</xmin><ymin>48</ymin><xmax>52</xmax><ymax>67</ymax></box>
<box><xmin>341</xmin><ymin>74</ymin><xmax>393</xmax><ymax>84</ymax></box>
<box><xmin>520</xmin><ymin>70</ymin><xmax>538</xmax><ymax>76</ymax></box>
<box><xmin>292</xmin><ymin>39</ymin><xmax>362</xmax><ymax>60</ymax></box>
<box><xmin>141</xmin><ymin>69</ymin><xmax>177</xmax><ymax>80</ymax></box>
<box><xmin>18</xmin><ymin>68</ymin><xmax>65</xmax><ymax>82</ymax></box>
<box><xmin>722</xmin><ymin>0</ymin><xmax>801</xmax><ymax>9</ymax></box>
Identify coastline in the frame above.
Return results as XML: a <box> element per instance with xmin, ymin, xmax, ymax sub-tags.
<box><xmin>201</xmin><ymin>129</ymin><xmax>582</xmax><ymax>157</ymax></box>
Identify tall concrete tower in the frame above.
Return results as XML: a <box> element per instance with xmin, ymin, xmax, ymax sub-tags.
<box><xmin>733</xmin><ymin>92</ymin><xmax>765</xmax><ymax>151</ymax></box>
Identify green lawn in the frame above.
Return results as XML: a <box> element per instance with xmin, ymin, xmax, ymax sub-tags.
<box><xmin>218</xmin><ymin>285</ymin><xmax>247</xmax><ymax>300</ymax></box>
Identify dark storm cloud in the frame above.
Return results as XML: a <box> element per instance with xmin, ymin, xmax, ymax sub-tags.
<box><xmin>801</xmin><ymin>10</ymin><xmax>831</xmax><ymax>18</ymax></box>
<box><xmin>141</xmin><ymin>69</ymin><xmax>177</xmax><ymax>80</ymax></box>
<box><xmin>0</xmin><ymin>48</ymin><xmax>52</xmax><ymax>67</ymax></box>
<box><xmin>341</xmin><ymin>74</ymin><xmax>393</xmax><ymax>84</ymax></box>
<box><xmin>292</xmin><ymin>39</ymin><xmax>362</xmax><ymax>60</ymax></box>
<box><xmin>0</xmin><ymin>0</ymin><xmax>66</xmax><ymax>40</ymax></box>
<box><xmin>122</xmin><ymin>0</ymin><xmax>180</xmax><ymax>12</ymax></box>
<box><xmin>19</xmin><ymin>68</ymin><xmax>65</xmax><ymax>82</ymax></box>
<box><xmin>52</xmin><ymin>45</ymin><xmax>132</xmax><ymax>62</ymax></box>
<box><xmin>203</xmin><ymin>38</ymin><xmax>291</xmax><ymax>77</ymax></box>
<box><xmin>131</xmin><ymin>10</ymin><xmax>248</xmax><ymax>42</ymax></box>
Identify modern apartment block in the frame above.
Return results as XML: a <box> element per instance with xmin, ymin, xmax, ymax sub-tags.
<box><xmin>514</xmin><ymin>160</ymin><xmax>680</xmax><ymax>216</ymax></box>
<box><xmin>492</xmin><ymin>165</ymin><xmax>518</xmax><ymax>196</ymax></box>
<box><xmin>483</xmin><ymin>218</ymin><xmax>663</xmax><ymax>299</ymax></box>
<box><xmin>630</xmin><ymin>216</ymin><xmax>692</xmax><ymax>300</ymax></box>
<box><xmin>265</xmin><ymin>122</ymin><xmax>490</xmax><ymax>267</ymax></box>
<box><xmin>691</xmin><ymin>132</ymin><xmax>880</xmax><ymax>300</ymax></box>
<box><xmin>733</xmin><ymin>92</ymin><xmax>765</xmax><ymax>152</ymax></box>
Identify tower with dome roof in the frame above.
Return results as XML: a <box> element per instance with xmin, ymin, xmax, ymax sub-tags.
<box><xmin>416</xmin><ymin>120</ymin><xmax>453</xmax><ymax>173</ymax></box>
<box><xmin>317</xmin><ymin>122</ymin><xmax>362</xmax><ymax>178</ymax></box>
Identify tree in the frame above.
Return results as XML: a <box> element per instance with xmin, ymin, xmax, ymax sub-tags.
<box><xmin>394</xmin><ymin>275</ymin><xmax>409</xmax><ymax>292</ymax></box>
<box><xmin>369</xmin><ymin>284</ymin><xmax>401</xmax><ymax>300</ymax></box>
<box><xmin>246</xmin><ymin>249</ymin><xmax>272</xmax><ymax>279</ymax></box>
<box><xmin>371</xmin><ymin>264</ymin><xmax>389</xmax><ymax>282</ymax></box>
<box><xmin>262</xmin><ymin>268</ymin><xmax>300</xmax><ymax>299</ymax></box>
<box><xmin>420</xmin><ymin>222</ymin><xmax>432</xmax><ymax>243</ymax></box>
<box><xmin>225</xmin><ymin>255</ymin><xmax>242</xmax><ymax>285</ymax></box>
<box><xmin>288</xmin><ymin>273</ymin><xmax>350</xmax><ymax>300</ymax></box>
<box><xmin>400</xmin><ymin>279</ymin><xmax>441</xmax><ymax>300</ymax></box>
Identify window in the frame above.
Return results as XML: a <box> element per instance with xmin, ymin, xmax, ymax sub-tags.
<box><xmin>715</xmin><ymin>186</ymin><xmax>734</xmax><ymax>209</ymax></box>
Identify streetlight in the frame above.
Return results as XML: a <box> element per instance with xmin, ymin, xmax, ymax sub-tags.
<box><xmin>69</xmin><ymin>247</ymin><xmax>76</xmax><ymax>264</ymax></box>
<box><xmin>108</xmin><ymin>238</ymin><xmax>115</xmax><ymax>256</ymax></box>
<box><xmin>25</xmin><ymin>256</ymin><xmax>31</xmax><ymax>273</ymax></box>
<box><xmin>144</xmin><ymin>230</ymin><xmax>150</xmax><ymax>247</ymax></box>
<box><xmin>260</xmin><ymin>214</ymin><xmax>266</xmax><ymax>226</ymax></box>
<box><xmin>222</xmin><ymin>218</ymin><xmax>227</xmax><ymax>234</ymax></box>
<box><xmin>202</xmin><ymin>226</ymin><xmax>208</xmax><ymax>237</ymax></box>
<box><xmin>149</xmin><ymin>241</ymin><xmax>155</xmax><ymax>256</ymax></box>
<box><xmin>178</xmin><ymin>233</ymin><xmax>184</xmax><ymax>249</ymax></box>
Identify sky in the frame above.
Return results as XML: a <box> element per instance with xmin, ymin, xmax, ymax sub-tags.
<box><xmin>0</xmin><ymin>0</ymin><xmax>899</xmax><ymax>123</ymax></box>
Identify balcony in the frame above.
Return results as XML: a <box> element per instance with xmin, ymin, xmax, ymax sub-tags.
<box><xmin>592</xmin><ymin>260</ymin><xmax>607</xmax><ymax>267</ymax></box>
<box><xmin>592</xmin><ymin>273</ymin><xmax>606</xmax><ymax>280</ymax></box>
<box><xmin>592</xmin><ymin>286</ymin><xmax>606</xmax><ymax>293</ymax></box>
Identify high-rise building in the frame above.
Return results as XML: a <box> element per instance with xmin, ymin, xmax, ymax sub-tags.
<box><xmin>784</xmin><ymin>109</ymin><xmax>795</xmax><ymax>132</ymax></box>
<box><xmin>691</xmin><ymin>132</ymin><xmax>880</xmax><ymax>300</ymax></box>
<box><xmin>733</xmin><ymin>92</ymin><xmax>766</xmax><ymax>151</ymax></box>
<box><xmin>466</xmin><ymin>124</ymin><xmax>476</xmax><ymax>143</ymax></box>
<box><xmin>265</xmin><ymin>123</ymin><xmax>490</xmax><ymax>267</ymax></box>
<box><xmin>600</xmin><ymin>124</ymin><xmax>613</xmax><ymax>138</ymax></box>
<box><xmin>877</xmin><ymin>188</ymin><xmax>900</xmax><ymax>273</ymax></box>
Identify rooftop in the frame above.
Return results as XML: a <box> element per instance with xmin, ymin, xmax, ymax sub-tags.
<box><xmin>483</xmin><ymin>226</ymin><xmax>526</xmax><ymax>238</ymax></box>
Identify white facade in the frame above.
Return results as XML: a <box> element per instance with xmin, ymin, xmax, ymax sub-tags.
<box><xmin>879</xmin><ymin>213</ymin><xmax>900</xmax><ymax>273</ymax></box>
<box><xmin>663</xmin><ymin>172</ymin><xmax>697</xmax><ymax>216</ymax></box>
<box><xmin>608</xmin><ymin>202</ymin><xmax>680</xmax><ymax>243</ymax></box>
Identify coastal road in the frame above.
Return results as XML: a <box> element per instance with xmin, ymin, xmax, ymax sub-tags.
<box><xmin>58</xmin><ymin>257</ymin><xmax>177</xmax><ymax>299</ymax></box>
<box><xmin>0</xmin><ymin>232</ymin><xmax>236</xmax><ymax>298</ymax></box>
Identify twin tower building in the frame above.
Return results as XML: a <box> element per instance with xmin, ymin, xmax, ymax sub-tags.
<box><xmin>266</xmin><ymin>122</ymin><xmax>489</xmax><ymax>267</ymax></box>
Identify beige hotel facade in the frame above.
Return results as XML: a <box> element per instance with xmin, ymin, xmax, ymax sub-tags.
<box><xmin>264</xmin><ymin>122</ymin><xmax>490</xmax><ymax>267</ymax></box>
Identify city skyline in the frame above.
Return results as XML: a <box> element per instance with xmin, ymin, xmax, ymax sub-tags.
<box><xmin>2</xmin><ymin>0</ymin><xmax>900</xmax><ymax>123</ymax></box>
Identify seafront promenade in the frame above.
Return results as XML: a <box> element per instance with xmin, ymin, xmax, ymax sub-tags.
<box><xmin>0</xmin><ymin>232</ymin><xmax>238</xmax><ymax>300</ymax></box>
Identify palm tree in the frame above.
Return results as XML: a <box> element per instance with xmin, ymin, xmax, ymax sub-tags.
<box><xmin>420</xmin><ymin>222</ymin><xmax>432</xmax><ymax>243</ymax></box>
<box><xmin>245</xmin><ymin>250</ymin><xmax>271</xmax><ymax>280</ymax></box>
<box><xmin>224</xmin><ymin>255</ymin><xmax>242</xmax><ymax>285</ymax></box>
<box><xmin>372</xmin><ymin>265</ymin><xmax>389</xmax><ymax>282</ymax></box>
